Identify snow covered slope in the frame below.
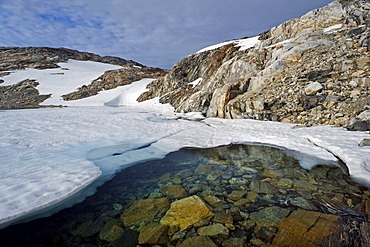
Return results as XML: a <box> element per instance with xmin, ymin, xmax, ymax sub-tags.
<box><xmin>1</xmin><ymin>59</ymin><xmax>121</xmax><ymax>106</ymax></box>
<box><xmin>1</xmin><ymin>61</ymin><xmax>370</xmax><ymax>229</ymax></box>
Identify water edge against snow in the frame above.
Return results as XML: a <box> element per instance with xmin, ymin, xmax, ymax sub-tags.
<box><xmin>0</xmin><ymin>144</ymin><xmax>369</xmax><ymax>246</ymax></box>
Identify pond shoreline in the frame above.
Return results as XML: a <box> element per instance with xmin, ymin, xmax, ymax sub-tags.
<box><xmin>1</xmin><ymin>144</ymin><xmax>369</xmax><ymax>246</ymax></box>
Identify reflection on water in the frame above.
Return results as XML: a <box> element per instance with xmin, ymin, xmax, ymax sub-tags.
<box><xmin>0</xmin><ymin>145</ymin><xmax>369</xmax><ymax>246</ymax></box>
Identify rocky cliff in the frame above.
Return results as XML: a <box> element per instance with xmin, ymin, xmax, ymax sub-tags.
<box><xmin>139</xmin><ymin>0</ymin><xmax>370</xmax><ymax>130</ymax></box>
<box><xmin>0</xmin><ymin>47</ymin><xmax>166</xmax><ymax>109</ymax></box>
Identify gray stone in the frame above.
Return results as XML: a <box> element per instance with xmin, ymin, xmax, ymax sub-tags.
<box><xmin>359</xmin><ymin>139</ymin><xmax>370</xmax><ymax>147</ymax></box>
<box><xmin>305</xmin><ymin>81</ymin><xmax>323</xmax><ymax>95</ymax></box>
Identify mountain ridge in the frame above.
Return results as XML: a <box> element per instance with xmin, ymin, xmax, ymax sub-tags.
<box><xmin>0</xmin><ymin>46</ymin><xmax>143</xmax><ymax>71</ymax></box>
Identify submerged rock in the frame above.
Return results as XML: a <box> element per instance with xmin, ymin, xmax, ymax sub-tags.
<box><xmin>250</xmin><ymin>206</ymin><xmax>291</xmax><ymax>228</ymax></box>
<box><xmin>178</xmin><ymin>236</ymin><xmax>217</xmax><ymax>247</ymax></box>
<box><xmin>121</xmin><ymin>198</ymin><xmax>169</xmax><ymax>227</ymax></box>
<box><xmin>160</xmin><ymin>185</ymin><xmax>188</xmax><ymax>199</ymax></box>
<box><xmin>138</xmin><ymin>222</ymin><xmax>169</xmax><ymax>245</ymax></box>
<box><xmin>250</xmin><ymin>179</ymin><xmax>278</xmax><ymax>194</ymax></box>
<box><xmin>197</xmin><ymin>223</ymin><xmax>230</xmax><ymax>238</ymax></box>
<box><xmin>273</xmin><ymin>209</ymin><xmax>341</xmax><ymax>246</ymax></box>
<box><xmin>160</xmin><ymin>195</ymin><xmax>214</xmax><ymax>230</ymax></box>
<box><xmin>99</xmin><ymin>219</ymin><xmax>124</xmax><ymax>242</ymax></box>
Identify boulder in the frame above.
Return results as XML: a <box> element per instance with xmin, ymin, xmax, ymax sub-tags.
<box><xmin>138</xmin><ymin>222</ymin><xmax>169</xmax><ymax>245</ymax></box>
<box><xmin>160</xmin><ymin>195</ymin><xmax>214</xmax><ymax>230</ymax></box>
<box><xmin>121</xmin><ymin>198</ymin><xmax>169</xmax><ymax>227</ymax></box>
<box><xmin>359</xmin><ymin>139</ymin><xmax>370</xmax><ymax>147</ymax></box>
<box><xmin>273</xmin><ymin>209</ymin><xmax>341</xmax><ymax>246</ymax></box>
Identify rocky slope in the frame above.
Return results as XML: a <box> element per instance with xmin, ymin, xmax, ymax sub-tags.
<box><xmin>0</xmin><ymin>47</ymin><xmax>142</xmax><ymax>71</ymax></box>
<box><xmin>0</xmin><ymin>47</ymin><xmax>166</xmax><ymax>109</ymax></box>
<box><xmin>139</xmin><ymin>0</ymin><xmax>370</xmax><ymax>130</ymax></box>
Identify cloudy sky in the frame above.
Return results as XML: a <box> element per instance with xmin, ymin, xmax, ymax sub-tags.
<box><xmin>1</xmin><ymin>0</ymin><xmax>333</xmax><ymax>68</ymax></box>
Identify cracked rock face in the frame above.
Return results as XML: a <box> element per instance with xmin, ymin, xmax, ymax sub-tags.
<box><xmin>139</xmin><ymin>0</ymin><xmax>370</xmax><ymax>130</ymax></box>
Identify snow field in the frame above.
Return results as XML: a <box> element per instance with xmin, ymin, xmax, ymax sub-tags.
<box><xmin>1</xmin><ymin>59</ymin><xmax>370</xmax><ymax>229</ymax></box>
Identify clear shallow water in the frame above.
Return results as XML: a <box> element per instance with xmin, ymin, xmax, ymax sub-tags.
<box><xmin>0</xmin><ymin>145</ymin><xmax>369</xmax><ymax>246</ymax></box>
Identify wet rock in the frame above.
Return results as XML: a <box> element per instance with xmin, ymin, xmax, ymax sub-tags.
<box><xmin>195</xmin><ymin>164</ymin><xmax>213</xmax><ymax>174</ymax></box>
<box><xmin>234</xmin><ymin>198</ymin><xmax>249</xmax><ymax>207</ymax></box>
<box><xmin>313</xmin><ymin>194</ymin><xmax>364</xmax><ymax>217</ymax></box>
<box><xmin>176</xmin><ymin>169</ymin><xmax>193</xmax><ymax>178</ymax></box>
<box><xmin>178</xmin><ymin>236</ymin><xmax>217</xmax><ymax>247</ymax></box>
<box><xmin>203</xmin><ymin>194</ymin><xmax>227</xmax><ymax>208</ymax></box>
<box><xmin>193</xmin><ymin>218</ymin><xmax>211</xmax><ymax>228</ymax></box>
<box><xmin>121</xmin><ymin>198</ymin><xmax>170</xmax><ymax>227</ymax></box>
<box><xmin>246</xmin><ymin>191</ymin><xmax>259</xmax><ymax>203</ymax></box>
<box><xmin>114</xmin><ymin>230</ymin><xmax>139</xmax><ymax>247</ymax></box>
<box><xmin>233</xmin><ymin>167</ymin><xmax>258</xmax><ymax>177</ymax></box>
<box><xmin>249</xmin><ymin>238</ymin><xmax>267</xmax><ymax>246</ymax></box>
<box><xmin>222</xmin><ymin>237</ymin><xmax>246</xmax><ymax>247</ymax></box>
<box><xmin>159</xmin><ymin>172</ymin><xmax>171</xmax><ymax>182</ymax></box>
<box><xmin>289</xmin><ymin>197</ymin><xmax>318</xmax><ymax>211</ymax></box>
<box><xmin>72</xmin><ymin>214</ymin><xmax>110</xmax><ymax>238</ymax></box>
<box><xmin>228</xmin><ymin>177</ymin><xmax>249</xmax><ymax>186</ymax></box>
<box><xmin>212</xmin><ymin>212</ymin><xmax>233</xmax><ymax>226</ymax></box>
<box><xmin>273</xmin><ymin>209</ymin><xmax>341</xmax><ymax>246</ymax></box>
<box><xmin>250</xmin><ymin>180</ymin><xmax>278</xmax><ymax>194</ymax></box>
<box><xmin>366</xmin><ymin>199</ymin><xmax>370</xmax><ymax>219</ymax></box>
<box><xmin>262</xmin><ymin>168</ymin><xmax>283</xmax><ymax>178</ymax></box>
<box><xmin>228</xmin><ymin>190</ymin><xmax>247</xmax><ymax>201</ymax></box>
<box><xmin>160</xmin><ymin>185</ymin><xmax>188</xmax><ymax>199</ymax></box>
<box><xmin>294</xmin><ymin>179</ymin><xmax>318</xmax><ymax>191</ymax></box>
<box><xmin>276</xmin><ymin>178</ymin><xmax>294</xmax><ymax>188</ymax></box>
<box><xmin>255</xmin><ymin>226</ymin><xmax>277</xmax><ymax>243</ymax></box>
<box><xmin>250</xmin><ymin>206</ymin><xmax>291</xmax><ymax>228</ymax></box>
<box><xmin>239</xmin><ymin>220</ymin><xmax>256</xmax><ymax>232</ymax></box>
<box><xmin>169</xmin><ymin>230</ymin><xmax>186</xmax><ymax>244</ymax></box>
<box><xmin>207</xmin><ymin>170</ymin><xmax>224</xmax><ymax>181</ymax></box>
<box><xmin>197</xmin><ymin>223</ymin><xmax>230</xmax><ymax>238</ymax></box>
<box><xmin>160</xmin><ymin>195</ymin><xmax>214</xmax><ymax>230</ymax></box>
<box><xmin>99</xmin><ymin>219</ymin><xmax>124</xmax><ymax>242</ymax></box>
<box><xmin>138</xmin><ymin>222</ymin><xmax>169</xmax><ymax>245</ymax></box>
<box><xmin>188</xmin><ymin>184</ymin><xmax>209</xmax><ymax>194</ymax></box>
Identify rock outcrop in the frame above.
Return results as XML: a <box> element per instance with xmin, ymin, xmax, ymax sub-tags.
<box><xmin>139</xmin><ymin>0</ymin><xmax>370</xmax><ymax>129</ymax></box>
<box><xmin>0</xmin><ymin>47</ymin><xmax>141</xmax><ymax>71</ymax></box>
<box><xmin>62</xmin><ymin>66</ymin><xmax>165</xmax><ymax>101</ymax></box>
<box><xmin>0</xmin><ymin>79</ymin><xmax>50</xmax><ymax>109</ymax></box>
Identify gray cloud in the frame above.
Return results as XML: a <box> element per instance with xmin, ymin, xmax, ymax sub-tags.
<box><xmin>0</xmin><ymin>0</ymin><xmax>333</xmax><ymax>68</ymax></box>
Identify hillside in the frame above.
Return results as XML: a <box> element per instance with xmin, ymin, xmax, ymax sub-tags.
<box><xmin>0</xmin><ymin>47</ymin><xmax>165</xmax><ymax>109</ymax></box>
<box><xmin>139</xmin><ymin>0</ymin><xmax>370</xmax><ymax>130</ymax></box>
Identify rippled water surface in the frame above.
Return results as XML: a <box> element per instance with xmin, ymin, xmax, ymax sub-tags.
<box><xmin>0</xmin><ymin>145</ymin><xmax>369</xmax><ymax>246</ymax></box>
